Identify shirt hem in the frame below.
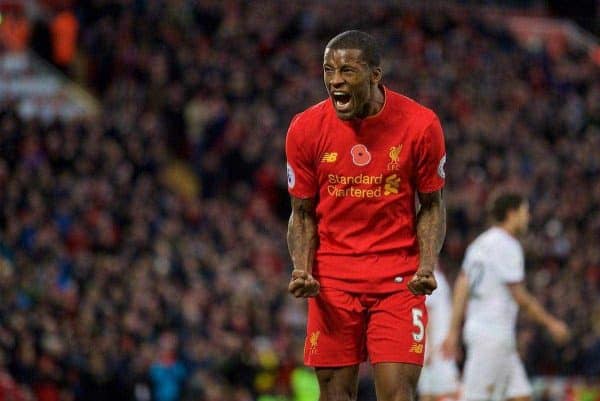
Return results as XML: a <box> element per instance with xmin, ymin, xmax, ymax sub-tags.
<box><xmin>417</xmin><ymin>182</ymin><xmax>445</xmax><ymax>194</ymax></box>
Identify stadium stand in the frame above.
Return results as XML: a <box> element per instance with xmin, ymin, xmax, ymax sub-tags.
<box><xmin>0</xmin><ymin>1</ymin><xmax>598</xmax><ymax>400</ymax></box>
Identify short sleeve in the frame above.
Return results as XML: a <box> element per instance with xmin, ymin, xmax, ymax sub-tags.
<box><xmin>415</xmin><ymin>116</ymin><xmax>446</xmax><ymax>193</ymax></box>
<box><xmin>285</xmin><ymin>114</ymin><xmax>317</xmax><ymax>199</ymax></box>
<box><xmin>495</xmin><ymin>243</ymin><xmax>525</xmax><ymax>283</ymax></box>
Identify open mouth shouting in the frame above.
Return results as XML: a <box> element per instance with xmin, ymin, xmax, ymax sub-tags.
<box><xmin>331</xmin><ymin>91</ymin><xmax>353</xmax><ymax>114</ymax></box>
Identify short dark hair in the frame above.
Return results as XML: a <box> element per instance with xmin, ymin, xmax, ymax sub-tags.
<box><xmin>325</xmin><ymin>30</ymin><xmax>381</xmax><ymax>68</ymax></box>
<box><xmin>488</xmin><ymin>191</ymin><xmax>526</xmax><ymax>223</ymax></box>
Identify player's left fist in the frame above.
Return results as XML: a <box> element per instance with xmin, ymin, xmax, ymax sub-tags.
<box><xmin>408</xmin><ymin>269</ymin><xmax>437</xmax><ymax>295</ymax></box>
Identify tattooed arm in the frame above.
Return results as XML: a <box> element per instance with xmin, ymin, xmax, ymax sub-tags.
<box><xmin>407</xmin><ymin>189</ymin><xmax>446</xmax><ymax>295</ymax></box>
<box><xmin>287</xmin><ymin>196</ymin><xmax>320</xmax><ymax>298</ymax></box>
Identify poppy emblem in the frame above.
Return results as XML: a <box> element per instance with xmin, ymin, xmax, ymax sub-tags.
<box><xmin>350</xmin><ymin>144</ymin><xmax>371</xmax><ymax>166</ymax></box>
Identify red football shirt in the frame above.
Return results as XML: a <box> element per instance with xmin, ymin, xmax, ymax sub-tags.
<box><xmin>286</xmin><ymin>86</ymin><xmax>446</xmax><ymax>293</ymax></box>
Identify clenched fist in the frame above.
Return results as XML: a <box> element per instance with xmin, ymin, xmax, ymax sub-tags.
<box><xmin>288</xmin><ymin>269</ymin><xmax>320</xmax><ymax>298</ymax></box>
<box><xmin>408</xmin><ymin>269</ymin><xmax>437</xmax><ymax>295</ymax></box>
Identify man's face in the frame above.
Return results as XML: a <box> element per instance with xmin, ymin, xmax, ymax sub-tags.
<box><xmin>513</xmin><ymin>202</ymin><xmax>531</xmax><ymax>236</ymax></box>
<box><xmin>323</xmin><ymin>48</ymin><xmax>380</xmax><ymax>120</ymax></box>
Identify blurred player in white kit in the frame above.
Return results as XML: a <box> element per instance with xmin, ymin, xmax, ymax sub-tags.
<box><xmin>442</xmin><ymin>191</ymin><xmax>570</xmax><ymax>401</ymax></box>
<box><xmin>418</xmin><ymin>266</ymin><xmax>459</xmax><ymax>401</ymax></box>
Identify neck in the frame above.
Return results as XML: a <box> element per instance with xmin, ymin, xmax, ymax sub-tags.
<box><xmin>497</xmin><ymin>222</ymin><xmax>518</xmax><ymax>238</ymax></box>
<box><xmin>358</xmin><ymin>84</ymin><xmax>385</xmax><ymax>119</ymax></box>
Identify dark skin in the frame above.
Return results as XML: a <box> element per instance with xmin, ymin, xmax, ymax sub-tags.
<box><xmin>287</xmin><ymin>47</ymin><xmax>445</xmax><ymax>401</ymax></box>
<box><xmin>287</xmin><ymin>197</ymin><xmax>319</xmax><ymax>298</ymax></box>
<box><xmin>288</xmin><ymin>191</ymin><xmax>444</xmax><ymax>297</ymax></box>
<box><xmin>323</xmin><ymin>48</ymin><xmax>383</xmax><ymax>120</ymax></box>
<box><xmin>410</xmin><ymin>190</ymin><xmax>445</xmax><ymax>295</ymax></box>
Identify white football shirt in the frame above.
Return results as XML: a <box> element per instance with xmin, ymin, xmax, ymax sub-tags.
<box><xmin>462</xmin><ymin>227</ymin><xmax>524</xmax><ymax>344</ymax></box>
<box><xmin>426</xmin><ymin>269</ymin><xmax>453</xmax><ymax>348</ymax></box>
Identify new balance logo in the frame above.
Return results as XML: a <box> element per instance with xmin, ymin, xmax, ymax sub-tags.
<box><xmin>409</xmin><ymin>343</ymin><xmax>424</xmax><ymax>354</ymax></box>
<box><xmin>321</xmin><ymin>152</ymin><xmax>338</xmax><ymax>163</ymax></box>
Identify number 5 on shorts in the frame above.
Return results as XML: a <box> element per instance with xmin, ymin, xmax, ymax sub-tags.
<box><xmin>412</xmin><ymin>308</ymin><xmax>424</xmax><ymax>342</ymax></box>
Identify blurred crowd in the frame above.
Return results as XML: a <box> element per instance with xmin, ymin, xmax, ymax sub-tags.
<box><xmin>0</xmin><ymin>1</ymin><xmax>599</xmax><ymax>400</ymax></box>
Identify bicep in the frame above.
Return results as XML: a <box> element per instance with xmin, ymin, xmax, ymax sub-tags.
<box><xmin>290</xmin><ymin>196</ymin><xmax>316</xmax><ymax>217</ymax></box>
<box><xmin>417</xmin><ymin>189</ymin><xmax>443</xmax><ymax>209</ymax></box>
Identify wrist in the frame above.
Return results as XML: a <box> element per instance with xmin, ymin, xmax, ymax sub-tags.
<box><xmin>447</xmin><ymin>329</ymin><xmax>459</xmax><ymax>339</ymax></box>
<box><xmin>417</xmin><ymin>264</ymin><xmax>434</xmax><ymax>274</ymax></box>
<box><xmin>291</xmin><ymin>268</ymin><xmax>312</xmax><ymax>280</ymax></box>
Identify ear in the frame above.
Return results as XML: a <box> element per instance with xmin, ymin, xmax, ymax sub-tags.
<box><xmin>371</xmin><ymin>66</ymin><xmax>382</xmax><ymax>84</ymax></box>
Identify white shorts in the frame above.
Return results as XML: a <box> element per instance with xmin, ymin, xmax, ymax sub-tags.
<box><xmin>418</xmin><ymin>356</ymin><xmax>460</xmax><ymax>396</ymax></box>
<box><xmin>462</xmin><ymin>340</ymin><xmax>532</xmax><ymax>401</ymax></box>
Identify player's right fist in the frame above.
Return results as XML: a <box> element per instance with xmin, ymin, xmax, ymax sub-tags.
<box><xmin>288</xmin><ymin>269</ymin><xmax>320</xmax><ymax>298</ymax></box>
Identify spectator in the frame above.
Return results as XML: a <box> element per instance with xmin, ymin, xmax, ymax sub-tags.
<box><xmin>0</xmin><ymin>3</ymin><xmax>30</xmax><ymax>52</ymax></box>
<box><xmin>50</xmin><ymin>6</ymin><xmax>78</xmax><ymax>71</ymax></box>
<box><xmin>150</xmin><ymin>332</ymin><xmax>187</xmax><ymax>401</ymax></box>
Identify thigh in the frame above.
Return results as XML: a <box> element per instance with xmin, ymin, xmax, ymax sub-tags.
<box><xmin>505</xmin><ymin>353</ymin><xmax>532</xmax><ymax>400</ymax></box>
<box><xmin>366</xmin><ymin>291</ymin><xmax>427</xmax><ymax>365</ymax></box>
<box><xmin>462</xmin><ymin>341</ymin><xmax>511</xmax><ymax>401</ymax></box>
<box><xmin>305</xmin><ymin>287</ymin><xmax>367</xmax><ymax>367</ymax></box>
<box><xmin>315</xmin><ymin>365</ymin><xmax>360</xmax><ymax>401</ymax></box>
<box><xmin>418</xmin><ymin>358</ymin><xmax>459</xmax><ymax>397</ymax></box>
<box><xmin>373</xmin><ymin>362</ymin><xmax>421</xmax><ymax>401</ymax></box>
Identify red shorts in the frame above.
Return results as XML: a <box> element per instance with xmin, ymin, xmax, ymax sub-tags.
<box><xmin>304</xmin><ymin>287</ymin><xmax>427</xmax><ymax>366</ymax></box>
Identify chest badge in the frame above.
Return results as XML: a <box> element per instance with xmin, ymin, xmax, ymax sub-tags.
<box><xmin>350</xmin><ymin>144</ymin><xmax>371</xmax><ymax>166</ymax></box>
<box><xmin>387</xmin><ymin>144</ymin><xmax>403</xmax><ymax>171</ymax></box>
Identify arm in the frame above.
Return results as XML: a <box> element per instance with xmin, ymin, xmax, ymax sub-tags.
<box><xmin>287</xmin><ymin>196</ymin><xmax>320</xmax><ymax>298</ymax></box>
<box><xmin>407</xmin><ymin>189</ymin><xmax>446</xmax><ymax>295</ymax></box>
<box><xmin>441</xmin><ymin>271</ymin><xmax>469</xmax><ymax>358</ymax></box>
<box><xmin>507</xmin><ymin>282</ymin><xmax>570</xmax><ymax>344</ymax></box>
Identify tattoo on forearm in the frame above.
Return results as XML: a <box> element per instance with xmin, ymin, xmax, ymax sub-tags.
<box><xmin>287</xmin><ymin>198</ymin><xmax>318</xmax><ymax>273</ymax></box>
<box><xmin>416</xmin><ymin>192</ymin><xmax>446</xmax><ymax>271</ymax></box>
